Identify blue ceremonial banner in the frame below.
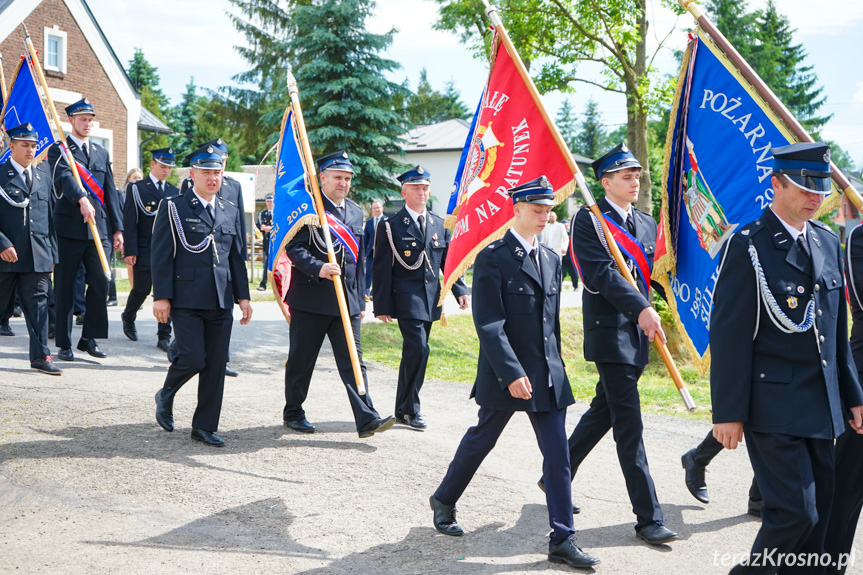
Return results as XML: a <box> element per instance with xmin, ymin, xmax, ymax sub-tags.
<box><xmin>444</xmin><ymin>89</ymin><xmax>483</xmax><ymax>229</ymax></box>
<box><xmin>268</xmin><ymin>107</ymin><xmax>317</xmax><ymax>322</ymax></box>
<box><xmin>653</xmin><ymin>29</ymin><xmax>837</xmax><ymax>370</ymax></box>
<box><xmin>0</xmin><ymin>57</ymin><xmax>53</xmax><ymax>163</ymax></box>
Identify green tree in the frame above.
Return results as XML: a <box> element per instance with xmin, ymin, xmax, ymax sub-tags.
<box><xmin>169</xmin><ymin>78</ymin><xmax>201</xmax><ymax>161</ymax></box>
<box><xmin>433</xmin><ymin>0</ymin><xmax>684</xmax><ymax>212</ymax></box>
<box><xmin>127</xmin><ymin>49</ymin><xmax>170</xmax><ymax>110</ymax></box>
<box><xmin>287</xmin><ymin>0</ymin><xmax>409</xmax><ymax>203</ymax></box>
<box><xmin>704</xmin><ymin>0</ymin><xmax>758</xmax><ymax>62</ymax></box>
<box><xmin>556</xmin><ymin>99</ymin><xmax>578</xmax><ymax>151</ymax></box>
<box><xmin>402</xmin><ymin>68</ymin><xmax>471</xmax><ymax>125</ymax></box>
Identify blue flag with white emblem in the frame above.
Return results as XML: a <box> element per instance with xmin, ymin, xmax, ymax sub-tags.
<box><xmin>653</xmin><ymin>29</ymin><xmax>839</xmax><ymax>371</ymax></box>
<box><xmin>0</xmin><ymin>57</ymin><xmax>53</xmax><ymax>163</ymax></box>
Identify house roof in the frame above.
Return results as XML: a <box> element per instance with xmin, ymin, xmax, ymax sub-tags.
<box><xmin>403</xmin><ymin>118</ymin><xmax>594</xmax><ymax>165</ymax></box>
<box><xmin>139</xmin><ymin>106</ymin><xmax>171</xmax><ymax>134</ymax></box>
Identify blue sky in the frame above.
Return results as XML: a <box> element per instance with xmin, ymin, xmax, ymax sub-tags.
<box><xmin>86</xmin><ymin>0</ymin><xmax>863</xmax><ymax>168</ymax></box>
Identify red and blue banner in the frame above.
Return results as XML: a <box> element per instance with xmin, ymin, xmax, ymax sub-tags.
<box><xmin>75</xmin><ymin>161</ymin><xmax>105</xmax><ymax>206</ymax></box>
<box><xmin>653</xmin><ymin>29</ymin><xmax>835</xmax><ymax>369</ymax></box>
<box><xmin>0</xmin><ymin>56</ymin><xmax>53</xmax><ymax>164</ymax></box>
<box><xmin>325</xmin><ymin>211</ymin><xmax>359</xmax><ymax>264</ymax></box>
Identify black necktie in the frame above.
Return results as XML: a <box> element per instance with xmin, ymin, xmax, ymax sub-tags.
<box><xmin>418</xmin><ymin>215</ymin><xmax>426</xmax><ymax>241</ymax></box>
<box><xmin>157</xmin><ymin>180</ymin><xmax>163</xmax><ymax>194</ymax></box>
<box><xmin>82</xmin><ymin>142</ymin><xmax>89</xmax><ymax>162</ymax></box>
<box><xmin>335</xmin><ymin>205</ymin><xmax>344</xmax><ymax>221</ymax></box>
<box><xmin>207</xmin><ymin>204</ymin><xmax>215</xmax><ymax>222</ymax></box>
<box><xmin>626</xmin><ymin>214</ymin><xmax>636</xmax><ymax>236</ymax></box>
<box><xmin>529</xmin><ymin>248</ymin><xmax>540</xmax><ymax>278</ymax></box>
<box><xmin>797</xmin><ymin>235</ymin><xmax>811</xmax><ymax>258</ymax></box>
<box><xmin>23</xmin><ymin>169</ymin><xmax>31</xmax><ymax>191</ymax></box>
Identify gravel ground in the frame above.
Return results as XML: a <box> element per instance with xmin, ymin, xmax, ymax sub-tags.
<box><xmin>1</xmin><ymin>299</ymin><xmax>861</xmax><ymax>574</ymax></box>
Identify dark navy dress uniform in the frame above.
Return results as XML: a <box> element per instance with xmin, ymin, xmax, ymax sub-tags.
<box><xmin>48</xmin><ymin>99</ymin><xmax>122</xmax><ymax>353</ymax></box>
<box><xmin>282</xmin><ymin>151</ymin><xmax>385</xmax><ymax>433</ymax></box>
<box><xmin>556</xmin><ymin>145</ymin><xmax>668</xmax><ymax>536</ymax></box>
<box><xmin>711</xmin><ymin>143</ymin><xmax>863</xmax><ymax>574</ymax></box>
<box><xmin>150</xmin><ymin>148</ymin><xmax>250</xmax><ymax>433</ymax></box>
<box><xmin>433</xmin><ymin>178</ymin><xmax>598</xmax><ymax>568</ymax></box>
<box><xmin>363</xmin><ymin>209</ymin><xmax>380</xmax><ymax>295</ymax></box>
<box><xmin>256</xmin><ymin>200</ymin><xmax>273</xmax><ymax>289</ymax></box>
<box><xmin>372</xmin><ymin>166</ymin><xmax>468</xmax><ymax>423</ymax></box>
<box><xmin>122</xmin><ymin>149</ymin><xmax>177</xmax><ymax>344</ymax></box>
<box><xmin>0</xmin><ymin>126</ymin><xmax>57</xmax><ymax>364</ymax></box>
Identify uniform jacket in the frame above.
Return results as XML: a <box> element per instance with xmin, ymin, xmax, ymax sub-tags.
<box><xmin>363</xmin><ymin>215</ymin><xmax>381</xmax><ymax>258</ymax></box>
<box><xmin>182</xmin><ymin>174</ymin><xmax>246</xmax><ymax>250</ymax></box>
<box><xmin>122</xmin><ymin>176</ymin><xmax>177</xmax><ymax>268</ymax></box>
<box><xmin>570</xmin><ymin>197</ymin><xmax>659</xmax><ymax>367</ymax></box>
<box><xmin>0</xmin><ymin>160</ymin><xmax>56</xmax><ymax>273</ymax></box>
<box><xmin>711</xmin><ymin>208</ymin><xmax>863</xmax><ymax>439</ymax></box>
<box><xmin>285</xmin><ymin>194</ymin><xmax>365</xmax><ymax>316</ymax></box>
<box><xmin>48</xmin><ymin>137</ymin><xmax>122</xmax><ymax>241</ymax></box>
<box><xmin>150</xmin><ymin>190</ymin><xmax>250</xmax><ymax>310</ymax></box>
<box><xmin>470</xmin><ymin>230</ymin><xmax>574</xmax><ymax>413</ymax></box>
<box><xmin>846</xmin><ymin>223</ymin><xmax>863</xmax><ymax>371</ymax></box>
<box><xmin>372</xmin><ymin>206</ymin><xmax>467</xmax><ymax>322</ymax></box>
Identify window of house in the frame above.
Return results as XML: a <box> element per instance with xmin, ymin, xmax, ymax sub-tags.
<box><xmin>43</xmin><ymin>27</ymin><xmax>68</xmax><ymax>74</ymax></box>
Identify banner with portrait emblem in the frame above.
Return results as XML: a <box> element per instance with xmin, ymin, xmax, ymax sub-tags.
<box><xmin>653</xmin><ymin>28</ymin><xmax>839</xmax><ymax>371</ymax></box>
<box><xmin>441</xmin><ymin>31</ymin><xmax>576</xmax><ymax>299</ymax></box>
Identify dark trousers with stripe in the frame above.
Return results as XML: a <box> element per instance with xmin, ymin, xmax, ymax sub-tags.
<box><xmin>0</xmin><ymin>271</ymin><xmax>51</xmax><ymax>361</ymax></box>
<box><xmin>160</xmin><ymin>307</ymin><xmax>233</xmax><ymax>432</ymax></box>
<box><xmin>283</xmin><ymin>308</ymin><xmax>379</xmax><ymax>430</ymax></box>
<box><xmin>395</xmin><ymin>318</ymin><xmax>432</xmax><ymax>418</ymax></box>
<box><xmin>55</xmin><ymin>238</ymin><xmax>109</xmax><ymax>349</ymax></box>
<box><xmin>435</xmin><ymin>399</ymin><xmax>575</xmax><ymax>546</ymax></box>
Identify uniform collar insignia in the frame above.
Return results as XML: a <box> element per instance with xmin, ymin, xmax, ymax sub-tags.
<box><xmin>403</xmin><ymin>216</ymin><xmax>411</xmax><ymax>226</ymax></box>
<box><xmin>514</xmin><ymin>245</ymin><xmax>525</xmax><ymax>258</ymax></box>
<box><xmin>741</xmin><ymin>229</ymin><xmax>750</xmax><ymax>235</ymax></box>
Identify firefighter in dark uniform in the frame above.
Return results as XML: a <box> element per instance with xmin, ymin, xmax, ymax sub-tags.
<box><xmin>282</xmin><ymin>150</ymin><xmax>394</xmax><ymax>438</ymax></box>
<box><xmin>173</xmin><ymin>137</ymin><xmax>244</xmax><ymax>376</ymax></box>
<box><xmin>48</xmin><ymin>97</ymin><xmax>123</xmax><ymax>361</ymax></box>
<box><xmin>710</xmin><ymin>142</ymin><xmax>863</xmax><ymax>574</ymax></box>
<box><xmin>430</xmin><ymin>176</ymin><xmax>599</xmax><ymax>569</ymax></box>
<box><xmin>121</xmin><ymin>147</ymin><xmax>177</xmax><ymax>350</ymax></box>
<box><xmin>256</xmin><ymin>193</ymin><xmax>274</xmax><ymax>291</ymax></box>
<box><xmin>150</xmin><ymin>144</ymin><xmax>253</xmax><ymax>447</ymax></box>
<box><xmin>372</xmin><ymin>165</ymin><xmax>469</xmax><ymax>429</ymax></box>
<box><xmin>0</xmin><ymin>123</ymin><xmax>60</xmax><ymax>374</ymax></box>
<box><xmin>544</xmin><ymin>143</ymin><xmax>677</xmax><ymax>545</ymax></box>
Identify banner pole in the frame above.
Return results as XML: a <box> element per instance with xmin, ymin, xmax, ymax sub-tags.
<box><xmin>287</xmin><ymin>71</ymin><xmax>366</xmax><ymax>396</ymax></box>
<box><xmin>483</xmin><ymin>1</ymin><xmax>695</xmax><ymax>411</ymax></box>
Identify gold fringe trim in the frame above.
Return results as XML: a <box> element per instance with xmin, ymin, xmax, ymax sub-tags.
<box><xmin>815</xmin><ymin>190</ymin><xmax>841</xmax><ymax>220</ymax></box>
<box><xmin>444</xmin><ymin>213</ymin><xmax>458</xmax><ymax>230</ymax></box>
<box><xmin>440</xmin><ymin>311</ymin><xmax>448</xmax><ymax>327</ymax></box>
<box><xmin>269</xmin><ymin>213</ymin><xmax>321</xmax><ymax>326</ymax></box>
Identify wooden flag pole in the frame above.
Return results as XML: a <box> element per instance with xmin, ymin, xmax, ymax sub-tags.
<box><xmin>22</xmin><ymin>26</ymin><xmax>111</xmax><ymax>278</ymax></box>
<box><xmin>0</xmin><ymin>52</ymin><xmax>7</xmax><ymax>104</ymax></box>
<box><xmin>678</xmin><ymin>0</ymin><xmax>863</xmax><ymax>211</ymax></box>
<box><xmin>286</xmin><ymin>71</ymin><xmax>366</xmax><ymax>396</ymax></box>
<box><xmin>483</xmin><ymin>1</ymin><xmax>696</xmax><ymax>411</ymax></box>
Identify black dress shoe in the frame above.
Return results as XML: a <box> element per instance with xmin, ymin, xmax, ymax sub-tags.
<box><xmin>548</xmin><ymin>539</ymin><xmax>601</xmax><ymax>568</ymax></box>
<box><xmin>155</xmin><ymin>390</ymin><xmax>174</xmax><ymax>432</ymax></box>
<box><xmin>682</xmin><ymin>448</ymin><xmax>709</xmax><ymax>504</ymax></box>
<box><xmin>121</xmin><ymin>315</ymin><xmax>138</xmax><ymax>341</ymax></box>
<box><xmin>31</xmin><ymin>356</ymin><xmax>62</xmax><ymax>375</ymax></box>
<box><xmin>398</xmin><ymin>413</ymin><xmax>427</xmax><ymax>430</ymax></box>
<box><xmin>636</xmin><ymin>523</ymin><xmax>678</xmax><ymax>545</ymax></box>
<box><xmin>225</xmin><ymin>366</ymin><xmax>239</xmax><ymax>377</ymax></box>
<box><xmin>358</xmin><ymin>415</ymin><xmax>395</xmax><ymax>438</ymax></box>
<box><xmin>58</xmin><ymin>348</ymin><xmax>75</xmax><ymax>361</ymax></box>
<box><xmin>537</xmin><ymin>479</ymin><xmax>581</xmax><ymax>514</ymax></box>
<box><xmin>191</xmin><ymin>428</ymin><xmax>225</xmax><ymax>447</ymax></box>
<box><xmin>156</xmin><ymin>338</ymin><xmax>170</xmax><ymax>352</ymax></box>
<box><xmin>48</xmin><ymin>324</ymin><xmax>55</xmax><ymax>340</ymax></box>
<box><xmin>284</xmin><ymin>418</ymin><xmax>315</xmax><ymax>433</ymax></box>
<box><xmin>77</xmin><ymin>338</ymin><xmax>107</xmax><ymax>358</ymax></box>
<box><xmin>256</xmin><ymin>286</ymin><xmax>266</xmax><ymax>291</ymax></box>
<box><xmin>748</xmin><ymin>498</ymin><xmax>762</xmax><ymax>517</ymax></box>
<box><xmin>430</xmin><ymin>495</ymin><xmax>463</xmax><ymax>536</ymax></box>
<box><xmin>0</xmin><ymin>322</ymin><xmax>14</xmax><ymax>336</ymax></box>
<box><xmin>12</xmin><ymin>306</ymin><xmax>22</xmax><ymax>318</ymax></box>
<box><xmin>75</xmin><ymin>313</ymin><xmax>85</xmax><ymax>326</ymax></box>
<box><xmin>106</xmin><ymin>298</ymin><xmax>119</xmax><ymax>307</ymax></box>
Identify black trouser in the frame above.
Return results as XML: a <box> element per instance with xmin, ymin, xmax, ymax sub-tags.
<box><xmin>123</xmin><ymin>265</ymin><xmax>171</xmax><ymax>340</ymax></box>
<box><xmin>365</xmin><ymin>253</ymin><xmax>373</xmax><ymax>295</ymax></box>
<box><xmin>565</xmin><ymin>362</ymin><xmax>663</xmax><ymax>529</ymax></box>
<box><xmin>107</xmin><ymin>250</ymin><xmax>117</xmax><ymax>300</ymax></box>
<box><xmin>0</xmin><ymin>285</ymin><xmax>15</xmax><ymax>322</ymax></box>
<box><xmin>55</xmin><ymin>238</ymin><xmax>110</xmax><ymax>349</ymax></box>
<box><xmin>259</xmin><ymin>233</ymin><xmax>269</xmax><ymax>289</ymax></box>
<box><xmin>691</xmin><ymin>430</ymin><xmax>762</xmax><ymax>502</ymax></box>
<box><xmin>283</xmin><ymin>308</ymin><xmax>378</xmax><ymax>430</ymax></box>
<box><xmin>731</xmin><ymin>430</ymin><xmax>833</xmax><ymax>575</ymax></box>
<box><xmin>823</xmin><ymin>419</ymin><xmax>863</xmax><ymax>574</ymax></box>
<box><xmin>395</xmin><ymin>318</ymin><xmax>432</xmax><ymax>418</ymax></box>
<box><xmin>0</xmin><ymin>272</ymin><xmax>51</xmax><ymax>361</ymax></box>
<box><xmin>73</xmin><ymin>262</ymin><xmax>86</xmax><ymax>315</ymax></box>
<box><xmin>160</xmin><ymin>307</ymin><xmax>233</xmax><ymax>431</ymax></box>
<box><xmin>436</xmin><ymin>396</ymin><xmax>574</xmax><ymax>546</ymax></box>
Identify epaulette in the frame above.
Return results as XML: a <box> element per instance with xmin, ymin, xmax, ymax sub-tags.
<box><xmin>223</xmin><ymin>174</ymin><xmax>235</xmax><ymax>181</ymax></box>
<box><xmin>484</xmin><ymin>240</ymin><xmax>505</xmax><ymax>251</ymax></box>
<box><xmin>220</xmin><ymin>197</ymin><xmax>238</xmax><ymax>208</ymax></box>
<box><xmin>737</xmin><ymin>219</ymin><xmax>765</xmax><ymax>238</ymax></box>
<box><xmin>809</xmin><ymin>219</ymin><xmax>835</xmax><ymax>235</ymax></box>
<box><xmin>345</xmin><ymin>196</ymin><xmax>360</xmax><ymax>209</ymax></box>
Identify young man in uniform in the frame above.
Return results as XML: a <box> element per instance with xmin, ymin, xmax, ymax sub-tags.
<box><xmin>151</xmin><ymin>144</ymin><xmax>253</xmax><ymax>447</ymax></box>
<box><xmin>256</xmin><ymin>194</ymin><xmax>274</xmax><ymax>291</ymax></box>
<box><xmin>121</xmin><ymin>147</ymin><xmax>178</xmax><ymax>350</ymax></box>
<box><xmin>430</xmin><ymin>176</ymin><xmax>599</xmax><ymax>569</ymax></box>
<box><xmin>372</xmin><ymin>165</ymin><xmax>469</xmax><ymax>429</ymax></box>
<box><xmin>547</xmin><ymin>143</ymin><xmax>677</xmax><ymax>545</ymax></box>
<box><xmin>0</xmin><ymin>123</ymin><xmax>60</xmax><ymax>374</ymax></box>
<box><xmin>711</xmin><ymin>142</ymin><xmax>863</xmax><ymax>573</ymax></box>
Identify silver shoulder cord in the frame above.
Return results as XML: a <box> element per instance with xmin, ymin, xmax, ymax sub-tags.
<box><xmin>308</xmin><ymin>223</ymin><xmax>345</xmax><ymax>259</ymax></box>
<box><xmin>0</xmin><ymin>182</ymin><xmax>29</xmax><ymax>226</ymax></box>
<box><xmin>747</xmin><ymin>242</ymin><xmax>815</xmax><ymax>337</ymax></box>
<box><xmin>133</xmin><ymin>183</ymin><xmax>157</xmax><ymax>221</ymax></box>
<box><xmin>849</xmin><ymin>226</ymin><xmax>863</xmax><ymax>312</ymax></box>
<box><xmin>167</xmin><ymin>200</ymin><xmax>218</xmax><ymax>263</ymax></box>
<box><xmin>581</xmin><ymin>211</ymin><xmax>635</xmax><ymax>295</ymax></box>
<box><xmin>385</xmin><ymin>220</ymin><xmax>425</xmax><ymax>270</ymax></box>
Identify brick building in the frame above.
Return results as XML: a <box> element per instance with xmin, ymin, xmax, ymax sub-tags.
<box><xmin>0</xmin><ymin>0</ymin><xmax>168</xmax><ymax>181</ymax></box>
